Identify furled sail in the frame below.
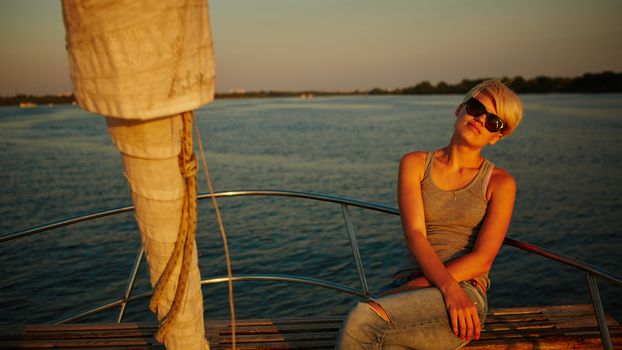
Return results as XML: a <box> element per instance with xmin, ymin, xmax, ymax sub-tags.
<box><xmin>61</xmin><ymin>0</ymin><xmax>215</xmax><ymax>349</ymax></box>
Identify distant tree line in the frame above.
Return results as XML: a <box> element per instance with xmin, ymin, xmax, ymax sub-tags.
<box><xmin>214</xmin><ymin>90</ymin><xmax>348</xmax><ymax>99</ymax></box>
<box><xmin>1</xmin><ymin>71</ymin><xmax>621</xmax><ymax>106</ymax></box>
<box><xmin>0</xmin><ymin>94</ymin><xmax>74</xmax><ymax>107</ymax></box>
<box><xmin>370</xmin><ymin>71</ymin><xmax>622</xmax><ymax>95</ymax></box>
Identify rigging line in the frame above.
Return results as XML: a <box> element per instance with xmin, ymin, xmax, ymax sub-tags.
<box><xmin>194</xmin><ymin>113</ymin><xmax>237</xmax><ymax>350</ymax></box>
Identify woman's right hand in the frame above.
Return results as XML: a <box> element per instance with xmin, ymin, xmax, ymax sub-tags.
<box><xmin>441</xmin><ymin>282</ymin><xmax>481</xmax><ymax>341</ymax></box>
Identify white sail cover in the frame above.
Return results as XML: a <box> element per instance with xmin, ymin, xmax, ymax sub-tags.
<box><xmin>62</xmin><ymin>0</ymin><xmax>215</xmax><ymax>119</ymax></box>
<box><xmin>62</xmin><ymin>1</ymin><xmax>216</xmax><ymax>349</ymax></box>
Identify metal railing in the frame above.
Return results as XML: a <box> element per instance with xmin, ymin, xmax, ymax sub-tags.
<box><xmin>2</xmin><ymin>189</ymin><xmax>620</xmax><ymax>349</ymax></box>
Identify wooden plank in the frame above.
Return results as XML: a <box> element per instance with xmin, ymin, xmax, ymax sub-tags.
<box><xmin>466</xmin><ymin>334</ymin><xmax>622</xmax><ymax>350</ymax></box>
<box><xmin>486</xmin><ymin>304</ymin><xmax>618</xmax><ymax>322</ymax></box>
<box><xmin>0</xmin><ymin>328</ymin><xmax>156</xmax><ymax>341</ymax></box>
<box><xmin>483</xmin><ymin>318</ymin><xmax>617</xmax><ymax>332</ymax></box>
<box><xmin>487</xmin><ymin>304</ymin><xmax>596</xmax><ymax>315</ymax></box>
<box><xmin>0</xmin><ymin>338</ymin><xmax>159</xmax><ymax>348</ymax></box>
<box><xmin>217</xmin><ymin>331</ymin><xmax>337</xmax><ymax>343</ymax></box>
<box><xmin>0</xmin><ymin>322</ymin><xmax>157</xmax><ymax>332</ymax></box>
<box><xmin>213</xmin><ymin>324</ymin><xmax>341</xmax><ymax>336</ymax></box>
<box><xmin>0</xmin><ymin>323</ymin><xmax>160</xmax><ymax>349</ymax></box>
<box><xmin>478</xmin><ymin>326</ymin><xmax>622</xmax><ymax>340</ymax></box>
<box><xmin>211</xmin><ymin>342</ymin><xmax>335</xmax><ymax>350</ymax></box>
<box><xmin>207</xmin><ymin>317</ymin><xmax>342</xmax><ymax>327</ymax></box>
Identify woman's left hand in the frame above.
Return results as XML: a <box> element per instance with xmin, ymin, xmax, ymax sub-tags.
<box><xmin>441</xmin><ymin>282</ymin><xmax>480</xmax><ymax>341</ymax></box>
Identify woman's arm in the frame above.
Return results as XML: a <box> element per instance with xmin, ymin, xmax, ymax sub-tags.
<box><xmin>448</xmin><ymin>167</ymin><xmax>516</xmax><ymax>278</ymax></box>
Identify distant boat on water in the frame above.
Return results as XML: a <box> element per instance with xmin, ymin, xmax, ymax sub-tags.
<box><xmin>18</xmin><ymin>102</ymin><xmax>37</xmax><ymax>108</ymax></box>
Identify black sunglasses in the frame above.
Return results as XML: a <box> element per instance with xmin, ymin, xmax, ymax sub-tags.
<box><xmin>465</xmin><ymin>97</ymin><xmax>505</xmax><ymax>133</ymax></box>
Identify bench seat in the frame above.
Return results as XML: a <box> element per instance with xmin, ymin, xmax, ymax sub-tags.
<box><xmin>0</xmin><ymin>304</ymin><xmax>619</xmax><ymax>349</ymax></box>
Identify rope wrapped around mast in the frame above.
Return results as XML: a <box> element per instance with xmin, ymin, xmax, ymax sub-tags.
<box><xmin>150</xmin><ymin>111</ymin><xmax>197</xmax><ymax>342</ymax></box>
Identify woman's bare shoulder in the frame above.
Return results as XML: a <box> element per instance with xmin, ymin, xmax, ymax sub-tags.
<box><xmin>489</xmin><ymin>165</ymin><xmax>517</xmax><ymax>194</ymax></box>
<box><xmin>399</xmin><ymin>151</ymin><xmax>429</xmax><ymax>180</ymax></box>
<box><xmin>400</xmin><ymin>151</ymin><xmax>428</xmax><ymax>165</ymax></box>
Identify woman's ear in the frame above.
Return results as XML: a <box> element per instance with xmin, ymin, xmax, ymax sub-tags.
<box><xmin>489</xmin><ymin>133</ymin><xmax>504</xmax><ymax>145</ymax></box>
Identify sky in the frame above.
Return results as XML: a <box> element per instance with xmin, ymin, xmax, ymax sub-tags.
<box><xmin>0</xmin><ymin>0</ymin><xmax>621</xmax><ymax>96</ymax></box>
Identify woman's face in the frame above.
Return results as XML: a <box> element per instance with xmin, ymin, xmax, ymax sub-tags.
<box><xmin>454</xmin><ymin>93</ymin><xmax>504</xmax><ymax>147</ymax></box>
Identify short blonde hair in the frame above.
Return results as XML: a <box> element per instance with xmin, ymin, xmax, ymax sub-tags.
<box><xmin>463</xmin><ymin>79</ymin><xmax>523</xmax><ymax>136</ymax></box>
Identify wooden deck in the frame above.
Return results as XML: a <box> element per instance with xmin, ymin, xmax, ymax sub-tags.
<box><xmin>1</xmin><ymin>305</ymin><xmax>620</xmax><ymax>349</ymax></box>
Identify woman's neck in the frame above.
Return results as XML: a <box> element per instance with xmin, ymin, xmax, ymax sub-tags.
<box><xmin>440</xmin><ymin>142</ymin><xmax>484</xmax><ymax>170</ymax></box>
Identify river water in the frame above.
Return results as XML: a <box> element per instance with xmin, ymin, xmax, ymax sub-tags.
<box><xmin>1</xmin><ymin>94</ymin><xmax>621</xmax><ymax>324</ymax></box>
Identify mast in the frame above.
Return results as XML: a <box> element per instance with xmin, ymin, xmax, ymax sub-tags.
<box><xmin>61</xmin><ymin>1</ymin><xmax>215</xmax><ymax>349</ymax></box>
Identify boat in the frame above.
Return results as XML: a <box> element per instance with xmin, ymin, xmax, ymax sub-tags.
<box><xmin>1</xmin><ymin>189</ymin><xmax>621</xmax><ymax>349</ymax></box>
<box><xmin>3</xmin><ymin>1</ymin><xmax>620</xmax><ymax>349</ymax></box>
<box><xmin>18</xmin><ymin>102</ymin><xmax>37</xmax><ymax>108</ymax></box>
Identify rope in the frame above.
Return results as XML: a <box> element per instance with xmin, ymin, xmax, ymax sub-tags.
<box><xmin>147</xmin><ymin>110</ymin><xmax>236</xmax><ymax>348</ymax></box>
<box><xmin>149</xmin><ymin>111</ymin><xmax>198</xmax><ymax>343</ymax></box>
<box><xmin>194</xmin><ymin>114</ymin><xmax>237</xmax><ymax>349</ymax></box>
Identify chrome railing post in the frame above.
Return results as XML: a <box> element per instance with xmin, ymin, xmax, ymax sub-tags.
<box><xmin>585</xmin><ymin>273</ymin><xmax>613</xmax><ymax>350</ymax></box>
<box><xmin>117</xmin><ymin>245</ymin><xmax>145</xmax><ymax>323</ymax></box>
<box><xmin>340</xmin><ymin>203</ymin><xmax>370</xmax><ymax>298</ymax></box>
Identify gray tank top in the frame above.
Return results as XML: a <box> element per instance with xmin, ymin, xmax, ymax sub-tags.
<box><xmin>393</xmin><ymin>151</ymin><xmax>495</xmax><ymax>289</ymax></box>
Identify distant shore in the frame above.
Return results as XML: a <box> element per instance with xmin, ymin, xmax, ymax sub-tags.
<box><xmin>2</xmin><ymin>71</ymin><xmax>620</xmax><ymax>107</ymax></box>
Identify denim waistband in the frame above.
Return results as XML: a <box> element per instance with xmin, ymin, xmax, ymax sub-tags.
<box><xmin>380</xmin><ymin>276</ymin><xmax>488</xmax><ymax>297</ymax></box>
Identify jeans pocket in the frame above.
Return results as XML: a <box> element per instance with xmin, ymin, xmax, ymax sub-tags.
<box><xmin>462</xmin><ymin>281</ymin><xmax>488</xmax><ymax>322</ymax></box>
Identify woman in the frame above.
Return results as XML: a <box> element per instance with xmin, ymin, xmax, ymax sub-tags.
<box><xmin>336</xmin><ymin>80</ymin><xmax>523</xmax><ymax>349</ymax></box>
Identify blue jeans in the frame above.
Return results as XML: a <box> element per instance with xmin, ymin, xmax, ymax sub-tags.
<box><xmin>335</xmin><ymin>281</ymin><xmax>487</xmax><ymax>350</ymax></box>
